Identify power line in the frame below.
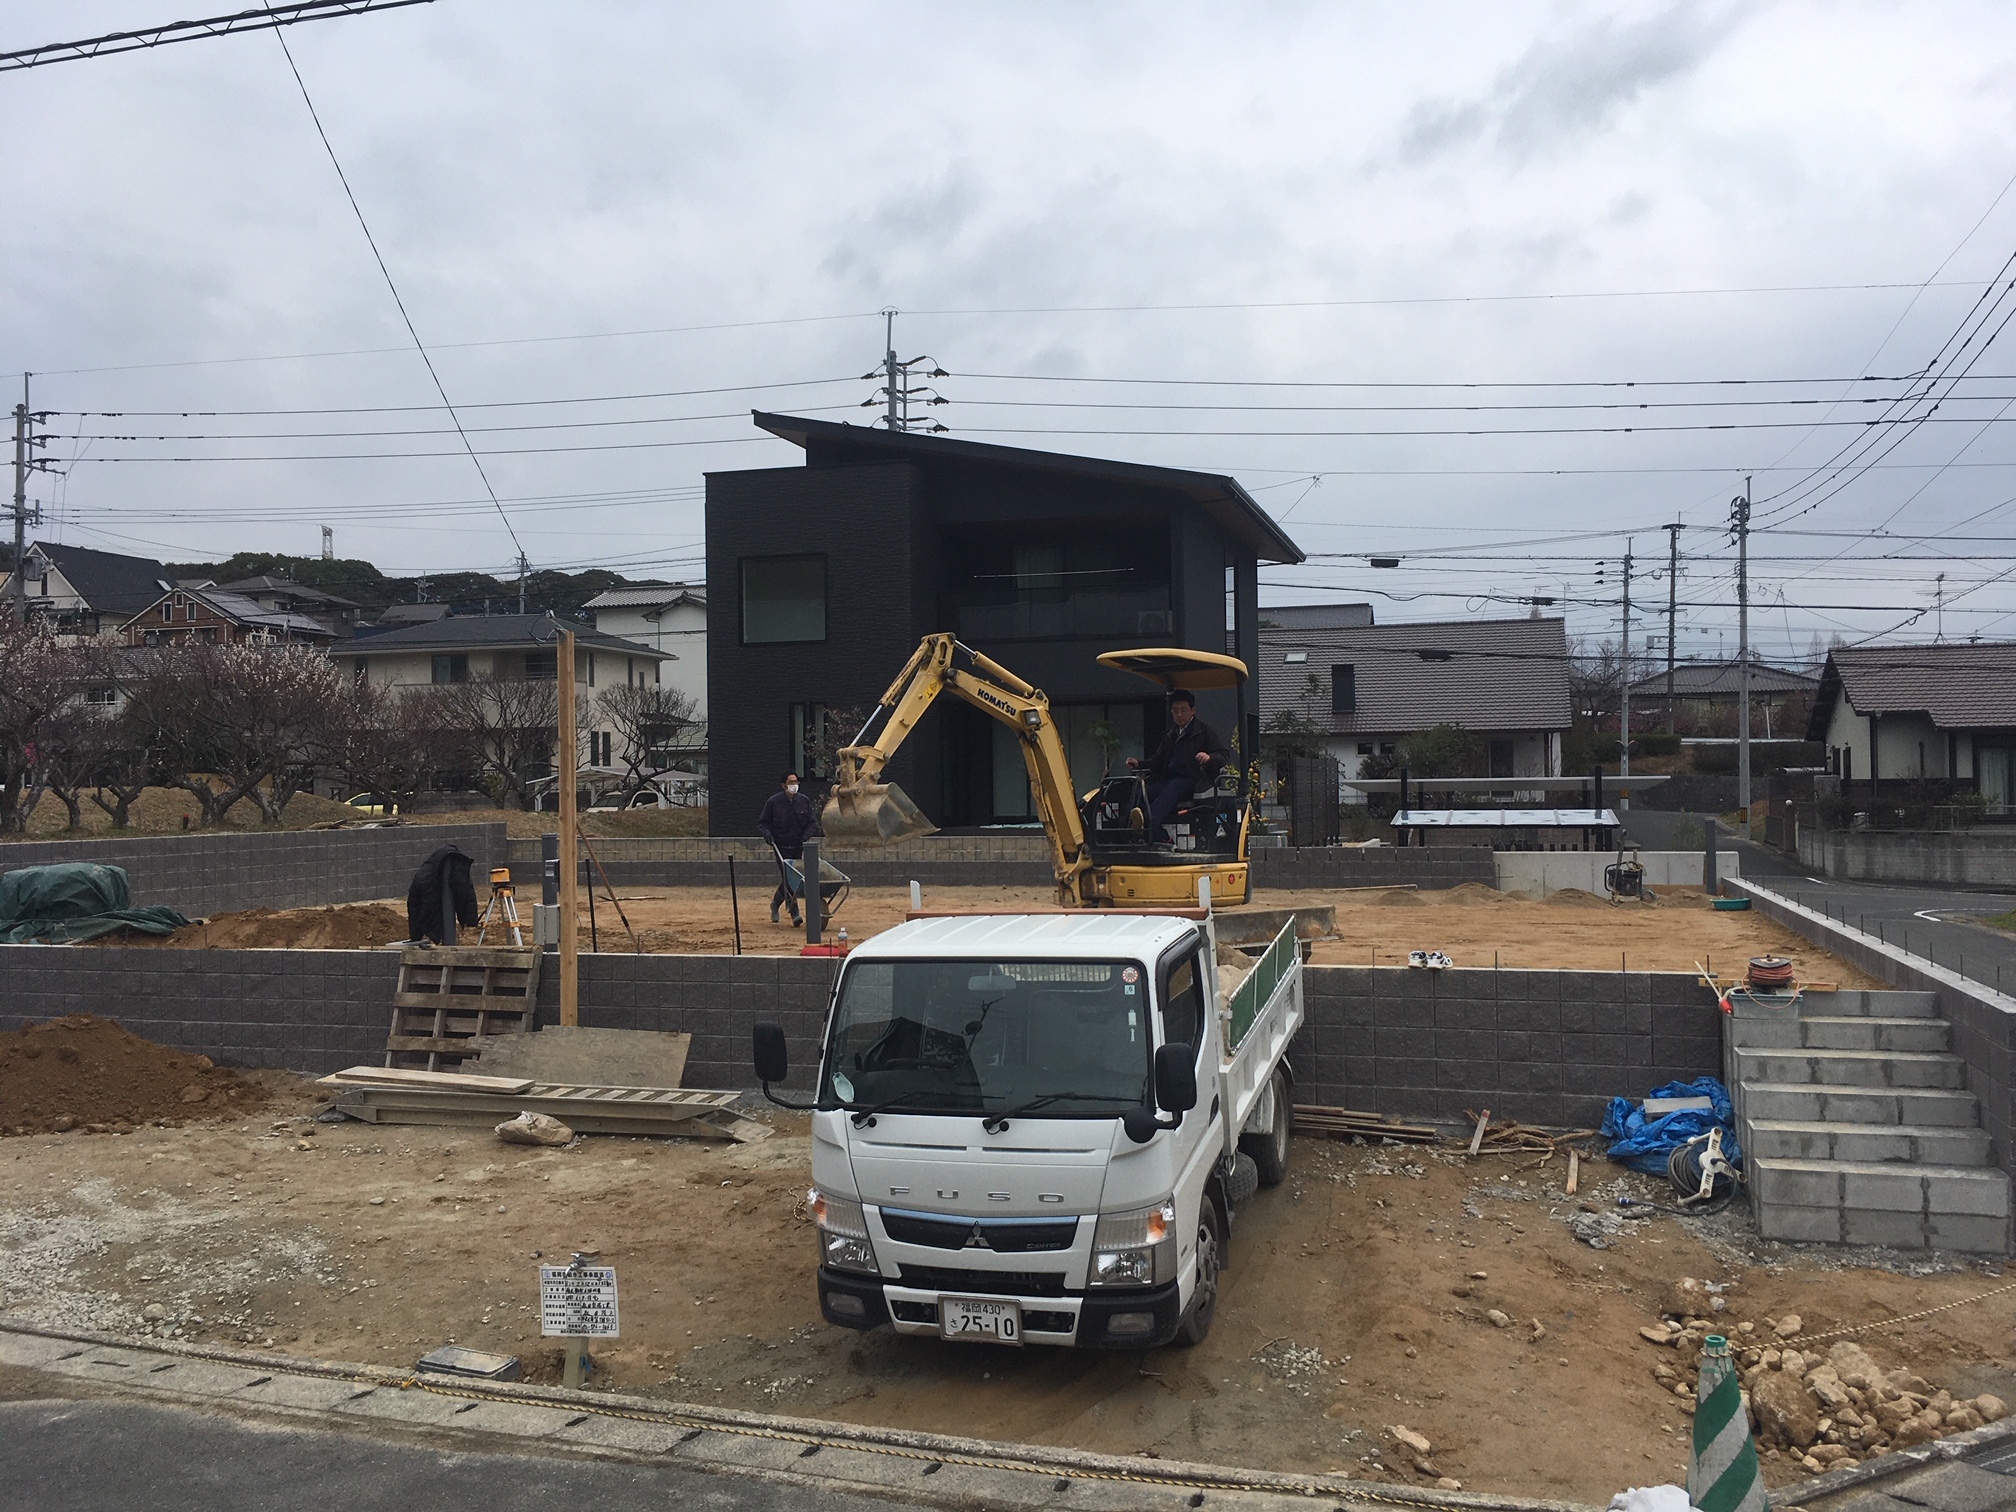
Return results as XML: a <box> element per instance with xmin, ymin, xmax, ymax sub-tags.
<box><xmin>0</xmin><ymin>0</ymin><xmax>430</xmax><ymax>72</ymax></box>
<box><xmin>273</xmin><ymin>29</ymin><xmax>523</xmax><ymax>561</ymax></box>
<box><xmin>51</xmin><ymin>376</ymin><xmax>859</xmax><ymax>418</ymax></box>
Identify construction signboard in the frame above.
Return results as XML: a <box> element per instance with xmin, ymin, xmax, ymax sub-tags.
<box><xmin>538</xmin><ymin>1264</ymin><xmax>619</xmax><ymax>1338</ymax></box>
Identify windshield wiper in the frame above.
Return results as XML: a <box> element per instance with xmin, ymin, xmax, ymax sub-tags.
<box><xmin>847</xmin><ymin>1090</ymin><xmax>942</xmax><ymax>1127</ymax></box>
<box><xmin>980</xmin><ymin>1092</ymin><xmax>1134</xmax><ymax>1134</ymax></box>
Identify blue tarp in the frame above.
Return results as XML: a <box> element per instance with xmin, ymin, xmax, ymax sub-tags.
<box><xmin>1601</xmin><ymin>1077</ymin><xmax>1741</xmax><ymax>1174</ymax></box>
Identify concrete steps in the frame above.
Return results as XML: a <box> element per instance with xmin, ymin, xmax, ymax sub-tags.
<box><xmin>1727</xmin><ymin>989</ymin><xmax>2010</xmax><ymax>1254</ymax></box>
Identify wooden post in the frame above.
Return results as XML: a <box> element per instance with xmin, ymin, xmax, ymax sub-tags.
<box><xmin>558</xmin><ymin>629</ymin><xmax>580</xmax><ymax>1026</ymax></box>
<box><xmin>563</xmin><ymin>1335</ymin><xmax>588</xmax><ymax>1388</ymax></box>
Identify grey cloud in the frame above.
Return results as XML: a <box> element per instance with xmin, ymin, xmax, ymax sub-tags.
<box><xmin>1398</xmin><ymin>6</ymin><xmax>1740</xmax><ymax>163</ymax></box>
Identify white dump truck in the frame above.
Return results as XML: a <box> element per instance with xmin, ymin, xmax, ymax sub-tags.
<box><xmin>752</xmin><ymin>907</ymin><xmax>1303</xmax><ymax>1349</ymax></box>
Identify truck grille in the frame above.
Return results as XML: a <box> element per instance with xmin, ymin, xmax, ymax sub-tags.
<box><xmin>880</xmin><ymin>1211</ymin><xmax>1079</xmax><ymax>1253</ymax></box>
<box><xmin>897</xmin><ymin>1265</ymin><xmax>1067</xmax><ymax>1297</ymax></box>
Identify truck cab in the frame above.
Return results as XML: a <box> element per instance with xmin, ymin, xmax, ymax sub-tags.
<box><xmin>754</xmin><ymin>910</ymin><xmax>1303</xmax><ymax>1350</ymax></box>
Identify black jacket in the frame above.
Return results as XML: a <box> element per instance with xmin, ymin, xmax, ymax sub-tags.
<box><xmin>1146</xmin><ymin>717</ymin><xmax>1229</xmax><ymax>791</ymax></box>
<box><xmin>407</xmin><ymin>844</ymin><xmax>479</xmax><ymax>943</ymax></box>
<box><xmin>758</xmin><ymin>789</ymin><xmax>819</xmax><ymax>857</ymax></box>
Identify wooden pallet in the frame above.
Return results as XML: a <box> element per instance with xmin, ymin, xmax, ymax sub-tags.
<box><xmin>385</xmin><ymin>945</ymin><xmax>542</xmax><ymax>1071</ymax></box>
<box><xmin>319</xmin><ymin>1069</ymin><xmax>767</xmax><ymax>1142</ymax></box>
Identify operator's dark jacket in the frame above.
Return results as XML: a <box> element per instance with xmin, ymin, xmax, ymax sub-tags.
<box><xmin>407</xmin><ymin>844</ymin><xmax>479</xmax><ymax>943</ymax></box>
<box><xmin>1145</xmin><ymin>717</ymin><xmax>1230</xmax><ymax>792</ymax></box>
<box><xmin>758</xmin><ymin>789</ymin><xmax>820</xmax><ymax>858</ymax></box>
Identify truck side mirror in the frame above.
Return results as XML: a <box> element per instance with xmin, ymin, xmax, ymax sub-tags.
<box><xmin>1155</xmin><ymin>1043</ymin><xmax>1197</xmax><ymax>1114</ymax></box>
<box><xmin>753</xmin><ymin>1022</ymin><xmax>789</xmax><ymax>1085</ymax></box>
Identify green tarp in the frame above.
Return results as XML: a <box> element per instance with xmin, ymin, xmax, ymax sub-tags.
<box><xmin>0</xmin><ymin>863</ymin><xmax>190</xmax><ymax>945</ymax></box>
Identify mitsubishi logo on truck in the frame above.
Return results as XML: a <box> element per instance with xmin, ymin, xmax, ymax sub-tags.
<box><xmin>962</xmin><ymin>1227</ymin><xmax>991</xmax><ymax>1249</ymax></box>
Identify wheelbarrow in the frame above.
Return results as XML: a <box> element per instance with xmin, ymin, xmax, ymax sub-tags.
<box><xmin>771</xmin><ymin>843</ymin><xmax>851</xmax><ymax>921</ymax></box>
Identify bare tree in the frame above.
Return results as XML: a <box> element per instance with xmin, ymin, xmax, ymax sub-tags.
<box><xmin>0</xmin><ymin>621</ymin><xmax>72</xmax><ymax>833</ymax></box>
<box><xmin>36</xmin><ymin>700</ymin><xmax>122</xmax><ymax>831</ymax></box>
<box><xmin>315</xmin><ymin>680</ymin><xmax>463</xmax><ymax>812</ymax></box>
<box><xmin>433</xmin><ymin>669</ymin><xmax>559</xmax><ymax>810</ymax></box>
<box><xmin>594</xmin><ymin>682</ymin><xmax>698</xmax><ymax>785</ymax></box>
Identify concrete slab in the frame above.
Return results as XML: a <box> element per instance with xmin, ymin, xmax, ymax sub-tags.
<box><xmin>1880</xmin><ymin>1461</ymin><xmax>2016</xmax><ymax>1512</ymax></box>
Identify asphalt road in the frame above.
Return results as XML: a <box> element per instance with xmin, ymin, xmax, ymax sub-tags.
<box><xmin>0</xmin><ymin>1394</ymin><xmax>930</xmax><ymax>1512</ymax></box>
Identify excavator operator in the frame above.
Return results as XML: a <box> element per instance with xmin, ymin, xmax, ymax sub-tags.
<box><xmin>1128</xmin><ymin>688</ymin><xmax>1229</xmax><ymax>843</ymax></box>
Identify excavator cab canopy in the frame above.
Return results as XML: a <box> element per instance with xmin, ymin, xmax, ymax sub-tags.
<box><xmin>1095</xmin><ymin>647</ymin><xmax>1248</xmax><ymax>691</ymax></box>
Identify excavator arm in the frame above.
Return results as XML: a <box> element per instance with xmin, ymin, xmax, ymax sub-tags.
<box><xmin>822</xmin><ymin>633</ymin><xmax>1092</xmax><ymax>899</ymax></box>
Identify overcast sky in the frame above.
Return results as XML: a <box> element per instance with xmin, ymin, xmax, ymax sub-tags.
<box><xmin>5</xmin><ymin>1</ymin><xmax>2016</xmax><ymax>661</ymax></box>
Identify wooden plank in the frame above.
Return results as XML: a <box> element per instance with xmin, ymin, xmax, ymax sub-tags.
<box><xmin>398</xmin><ymin>945</ymin><xmax>539</xmax><ymax>970</ymax></box>
<box><xmin>1467</xmin><ymin>1109</ymin><xmax>1492</xmax><ymax>1156</ymax></box>
<box><xmin>320</xmin><ymin>1066</ymin><xmax>535</xmax><ymax>1093</ymax></box>
<box><xmin>1566</xmin><ymin>1150</ymin><xmax>1580</xmax><ymax>1195</ymax></box>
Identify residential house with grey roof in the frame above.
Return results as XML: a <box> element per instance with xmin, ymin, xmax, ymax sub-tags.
<box><xmin>1627</xmin><ymin>658</ymin><xmax>1819</xmax><ymax>738</ymax></box>
<box><xmin>584</xmin><ymin>583</ymin><xmax>704</xmax><ymax>719</ymax></box>
<box><xmin>1</xmin><ymin>541</ymin><xmax>174</xmax><ymax>640</ymax></box>
<box><xmin>1808</xmin><ymin>641</ymin><xmax>2016</xmax><ymax>809</ymax></box>
<box><xmin>1258</xmin><ymin>615</ymin><xmax>1572</xmax><ymax>792</ymax></box>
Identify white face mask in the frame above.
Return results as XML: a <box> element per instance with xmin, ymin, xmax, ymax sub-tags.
<box><xmin>785</xmin><ymin>782</ymin><xmax>799</xmax><ymax>795</ymax></box>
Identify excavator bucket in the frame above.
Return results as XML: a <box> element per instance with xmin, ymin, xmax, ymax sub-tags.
<box><xmin>820</xmin><ymin>779</ymin><xmax>938</xmax><ymax>846</ymax></box>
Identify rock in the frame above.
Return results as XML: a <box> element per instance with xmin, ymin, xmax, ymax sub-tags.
<box><xmin>1873</xmin><ymin>1398</ymin><xmax>1916</xmax><ymax>1436</ymax></box>
<box><xmin>1930</xmin><ymin>1390</ymin><xmax>1954</xmax><ymax>1414</ymax></box>
<box><xmin>179</xmin><ymin>1085</ymin><xmax>209</xmax><ymax>1104</ymax></box>
<box><xmin>1753</xmin><ymin>1370</ymin><xmax>1822</xmax><ymax>1449</ymax></box>
<box><xmin>1436</xmin><ymin>1478</ymin><xmax>1463</xmax><ymax>1492</ymax></box>
<box><xmin>142</xmin><ymin>1303</ymin><xmax>167</xmax><ymax>1321</ymax></box>
<box><xmin>1668</xmin><ymin>1277</ymin><xmax>1712</xmax><ymax>1317</ymax></box>
<box><xmin>1891</xmin><ymin>1411</ymin><xmax>1942</xmax><ymax>1449</ymax></box>
<box><xmin>495</xmin><ymin>1111</ymin><xmax>574</xmax><ymax>1147</ymax></box>
<box><xmin>1738</xmin><ymin>1321</ymin><xmax>1755</xmax><ymax>1335</ymax></box>
<box><xmin>1390</xmin><ymin>1426</ymin><xmax>1431</xmax><ymax>1456</ymax></box>
<box><xmin>1761</xmin><ymin>1348</ymin><xmax>1782</xmax><ymax>1369</ymax></box>
<box><xmin>1775</xmin><ymin>1314</ymin><xmax>1803</xmax><ymax>1339</ymax></box>
<box><xmin>1653</xmin><ymin>1362</ymin><xmax>1677</xmax><ymax>1383</ymax></box>
<box><xmin>1530</xmin><ymin>1319</ymin><xmax>1546</xmax><ymax>1341</ymax></box>
<box><xmin>1641</xmin><ymin>1324</ymin><xmax>1678</xmax><ymax>1345</ymax></box>
<box><xmin>1945</xmin><ymin>1405</ymin><xmax>1984</xmax><ymax>1433</ymax></box>
<box><xmin>368</xmin><ymin>1196</ymin><xmax>385</xmax><ymax>1206</ymax></box>
<box><xmin>1976</xmin><ymin>1395</ymin><xmax>2009</xmax><ymax>1423</ymax></box>
<box><xmin>1801</xmin><ymin>1455</ymin><xmax>1825</xmax><ymax>1474</ymax></box>
<box><xmin>1807</xmin><ymin>1366</ymin><xmax>1851</xmax><ymax>1411</ymax></box>
<box><xmin>1887</xmin><ymin>1368</ymin><xmax>1932</xmax><ymax>1397</ymax></box>
<box><xmin>1810</xmin><ymin>1445</ymin><xmax>1851</xmax><ymax>1466</ymax></box>
<box><xmin>1780</xmin><ymin>1350</ymin><xmax>1809</xmax><ymax>1377</ymax></box>
<box><xmin>1486</xmin><ymin>1309</ymin><xmax>1511</xmax><ymax>1328</ymax></box>
<box><xmin>1827</xmin><ymin>1342</ymin><xmax>1883</xmax><ymax>1391</ymax></box>
<box><xmin>50</xmin><ymin>1114</ymin><xmax>75</xmax><ymax>1132</ymax></box>
<box><xmin>1469</xmin><ymin>1271</ymin><xmax>1487</xmax><ymax>1280</ymax></box>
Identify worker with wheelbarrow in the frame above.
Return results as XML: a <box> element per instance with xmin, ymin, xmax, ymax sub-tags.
<box><xmin>758</xmin><ymin>772</ymin><xmax>820</xmax><ymax>926</ymax></box>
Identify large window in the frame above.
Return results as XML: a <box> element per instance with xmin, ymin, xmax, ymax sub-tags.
<box><xmin>742</xmin><ymin>555</ymin><xmax>826</xmax><ymax>644</ymax></box>
<box><xmin>944</xmin><ymin>526</ymin><xmax>1170</xmax><ymax>641</ymax></box>
<box><xmin>431</xmin><ymin>653</ymin><xmax>468</xmax><ymax>684</ymax></box>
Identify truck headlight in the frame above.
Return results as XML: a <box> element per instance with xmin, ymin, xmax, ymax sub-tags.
<box><xmin>809</xmin><ymin>1188</ymin><xmax>879</xmax><ymax>1276</ymax></box>
<box><xmin>1090</xmin><ymin>1198</ymin><xmax>1177</xmax><ymax>1288</ymax></box>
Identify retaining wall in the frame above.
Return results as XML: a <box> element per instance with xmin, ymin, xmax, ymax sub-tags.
<box><xmin>524</xmin><ymin>836</ymin><xmax>1500</xmax><ymax>894</ymax></box>
<box><xmin>0</xmin><ymin>945</ymin><xmax>1720</xmax><ymax>1126</ymax></box>
<box><xmin>1733</xmin><ymin>878</ymin><xmax>2016</xmax><ymax>1169</ymax></box>
<box><xmin>1796</xmin><ymin>827</ymin><xmax>2016</xmax><ymax>891</ymax></box>
<box><xmin>1494</xmin><ymin>849</ymin><xmax>1736</xmax><ymax>898</ymax></box>
<box><xmin>0</xmin><ymin>824</ymin><xmax>507</xmax><ymax>919</ymax></box>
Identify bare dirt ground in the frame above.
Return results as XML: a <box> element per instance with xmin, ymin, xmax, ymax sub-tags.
<box><xmin>108</xmin><ymin>882</ymin><xmax>1872</xmax><ymax>982</ymax></box>
<box><xmin>5</xmin><ymin>1106</ymin><xmax>2009</xmax><ymax>1502</ymax></box>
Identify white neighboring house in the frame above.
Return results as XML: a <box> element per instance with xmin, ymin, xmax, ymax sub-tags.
<box><xmin>343</xmin><ymin>613</ymin><xmax>678</xmax><ymax>774</ymax></box>
<box><xmin>1</xmin><ymin>541</ymin><xmax>174</xmax><ymax>642</ymax></box>
<box><xmin>584</xmin><ymin>584</ymin><xmax>705</xmax><ymax>718</ymax></box>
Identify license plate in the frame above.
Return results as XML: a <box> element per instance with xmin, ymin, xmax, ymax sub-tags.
<box><xmin>938</xmin><ymin>1295</ymin><xmax>1022</xmax><ymax>1345</ymax></box>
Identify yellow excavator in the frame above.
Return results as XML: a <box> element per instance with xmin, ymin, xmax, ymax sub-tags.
<box><xmin>820</xmin><ymin>633</ymin><xmax>1254</xmax><ymax>906</ymax></box>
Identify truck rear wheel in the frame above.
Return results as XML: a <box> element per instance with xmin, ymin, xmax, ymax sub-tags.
<box><xmin>1239</xmin><ymin>1067</ymin><xmax>1292</xmax><ymax>1187</ymax></box>
<box><xmin>1173</xmin><ymin>1199</ymin><xmax>1222</xmax><ymax>1347</ymax></box>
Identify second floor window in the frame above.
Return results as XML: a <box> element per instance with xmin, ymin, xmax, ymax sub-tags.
<box><xmin>432</xmin><ymin>654</ymin><xmax>469</xmax><ymax>684</ymax></box>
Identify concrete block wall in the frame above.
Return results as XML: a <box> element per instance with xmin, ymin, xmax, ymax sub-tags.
<box><xmin>2</xmin><ymin>944</ymin><xmax>1722</xmax><ymax>1124</ymax></box>
<box><xmin>0</xmin><ymin>823</ymin><xmax>506</xmax><ymax>919</ymax></box>
<box><xmin>1797</xmin><ymin>828</ymin><xmax>2016</xmax><ymax>891</ymax></box>
<box><xmin>1298</xmin><ymin>966</ymin><xmax>1723</xmax><ymax>1127</ymax></box>
<box><xmin>1252</xmin><ymin>848</ymin><xmax>1498</xmax><ymax>891</ymax></box>
<box><xmin>1734</xmin><ymin>879</ymin><xmax>2016</xmax><ymax>1171</ymax></box>
<box><xmin>1494</xmin><ymin>850</ymin><xmax>1737</xmax><ymax>898</ymax></box>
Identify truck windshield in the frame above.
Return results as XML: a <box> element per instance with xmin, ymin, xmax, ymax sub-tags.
<box><xmin>820</xmin><ymin>958</ymin><xmax>1150</xmax><ymax>1116</ymax></box>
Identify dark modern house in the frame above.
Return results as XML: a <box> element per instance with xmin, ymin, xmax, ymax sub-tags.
<box><xmin>705</xmin><ymin>414</ymin><xmax>1305</xmax><ymax>835</ymax></box>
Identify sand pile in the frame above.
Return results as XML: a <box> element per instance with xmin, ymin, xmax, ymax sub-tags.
<box><xmin>93</xmin><ymin>901</ymin><xmax>410</xmax><ymax>951</ymax></box>
<box><xmin>0</xmin><ymin>1015</ymin><xmax>268</xmax><ymax>1135</ymax></box>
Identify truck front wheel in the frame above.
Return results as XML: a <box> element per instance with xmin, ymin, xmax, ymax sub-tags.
<box><xmin>1173</xmin><ymin>1200</ymin><xmax>1222</xmax><ymax>1347</ymax></box>
<box><xmin>1240</xmin><ymin>1067</ymin><xmax>1292</xmax><ymax>1187</ymax></box>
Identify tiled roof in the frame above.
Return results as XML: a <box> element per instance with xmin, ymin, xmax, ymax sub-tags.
<box><xmin>215</xmin><ymin>575</ymin><xmax>361</xmax><ymax>609</ymax></box>
<box><xmin>1627</xmin><ymin>660</ymin><xmax>1819</xmax><ymax>698</ymax></box>
<box><xmin>1809</xmin><ymin>642</ymin><xmax>2016</xmax><ymax>734</ymax></box>
<box><xmin>346</xmin><ymin>613</ymin><xmax>668</xmax><ymax>658</ymax></box>
<box><xmin>583</xmin><ymin>584</ymin><xmax>704</xmax><ymax>610</ymax></box>
<box><xmin>1258</xmin><ymin>617</ymin><xmax>1572</xmax><ymax>735</ymax></box>
<box><xmin>30</xmin><ymin>541</ymin><xmax>172</xmax><ymax>614</ymax></box>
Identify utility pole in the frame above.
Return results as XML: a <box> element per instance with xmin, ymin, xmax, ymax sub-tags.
<box><xmin>517</xmin><ymin>551</ymin><xmax>529</xmax><ymax>615</ymax></box>
<box><xmin>1935</xmin><ymin>572</ymin><xmax>1947</xmax><ymax>642</ymax></box>
<box><xmin>862</xmin><ymin>310</ymin><xmax>950</xmax><ymax>433</ymax></box>
<box><xmin>10</xmin><ymin>373</ymin><xmax>53</xmax><ymax>622</ymax></box>
<box><xmin>1619</xmin><ymin>541</ymin><xmax>1633</xmax><ymax>812</ymax></box>
<box><xmin>1664</xmin><ymin>522</ymin><xmax>1682</xmax><ymax>734</ymax></box>
<box><xmin>557</xmin><ymin>626</ymin><xmax>579</xmax><ymax>1026</ymax></box>
<box><xmin>1733</xmin><ymin>480</ymin><xmax>1753</xmax><ymax>826</ymax></box>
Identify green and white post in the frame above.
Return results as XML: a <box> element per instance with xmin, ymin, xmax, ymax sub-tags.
<box><xmin>1691</xmin><ymin>1334</ymin><xmax>1767</xmax><ymax>1512</ymax></box>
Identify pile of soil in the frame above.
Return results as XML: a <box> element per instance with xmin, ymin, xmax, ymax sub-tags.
<box><xmin>95</xmin><ymin>902</ymin><xmax>410</xmax><ymax>951</ymax></box>
<box><xmin>0</xmin><ymin>1015</ymin><xmax>268</xmax><ymax>1135</ymax></box>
